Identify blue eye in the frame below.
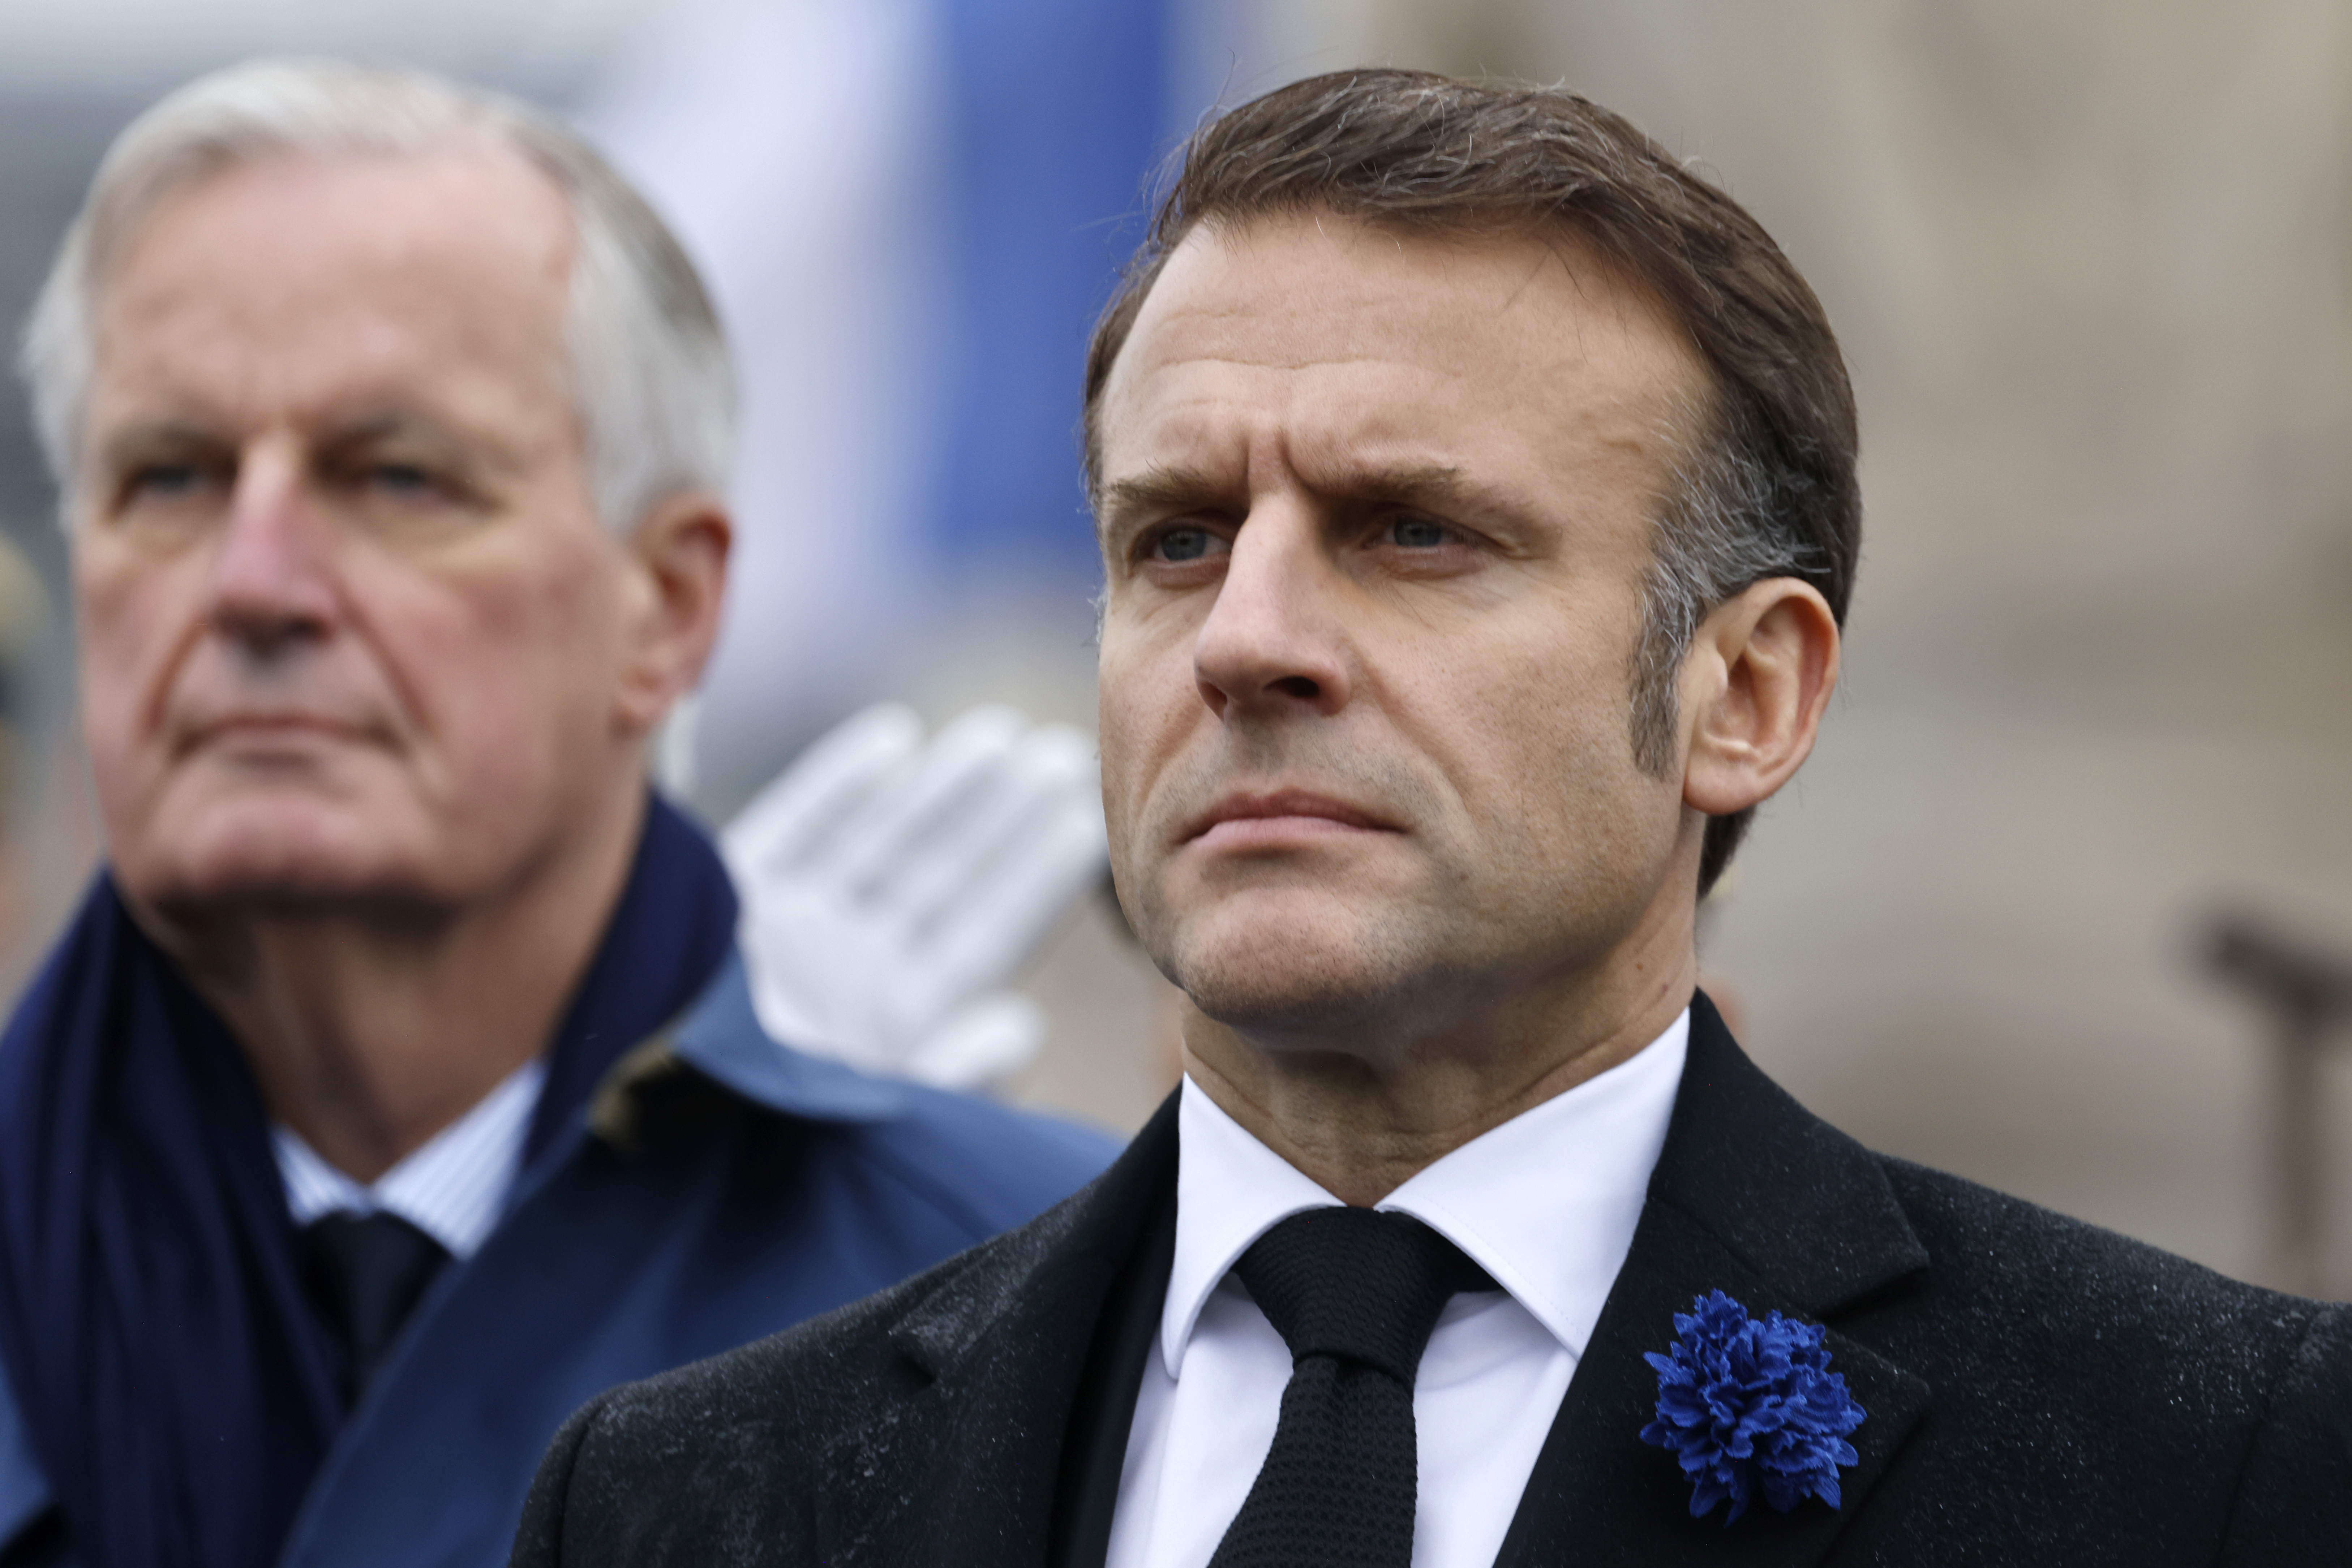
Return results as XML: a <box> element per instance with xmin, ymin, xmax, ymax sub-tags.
<box><xmin>1155</xmin><ymin>527</ymin><xmax>1215</xmax><ymax>562</ymax></box>
<box><xmin>1389</xmin><ymin>516</ymin><xmax>1450</xmax><ymax>549</ymax></box>
<box><xmin>130</xmin><ymin>464</ymin><xmax>203</xmax><ymax>497</ymax></box>
<box><xmin>373</xmin><ymin>464</ymin><xmax>434</xmax><ymax>494</ymax></box>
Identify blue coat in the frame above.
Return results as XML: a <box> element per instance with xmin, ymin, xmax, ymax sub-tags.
<box><xmin>0</xmin><ymin>952</ymin><xmax>1116</xmax><ymax>1568</ymax></box>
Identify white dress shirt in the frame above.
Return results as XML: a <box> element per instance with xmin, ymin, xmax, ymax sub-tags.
<box><xmin>1106</xmin><ymin>1011</ymin><xmax>1688</xmax><ymax>1568</ymax></box>
<box><xmin>272</xmin><ymin>1058</ymin><xmax>548</xmax><ymax>1261</ymax></box>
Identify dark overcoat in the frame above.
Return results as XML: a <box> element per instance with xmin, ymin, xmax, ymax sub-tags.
<box><xmin>512</xmin><ymin>996</ymin><xmax>2352</xmax><ymax>1566</ymax></box>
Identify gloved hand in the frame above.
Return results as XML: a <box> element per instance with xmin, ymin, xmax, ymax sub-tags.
<box><xmin>719</xmin><ymin>703</ymin><xmax>1108</xmax><ymax>1090</ymax></box>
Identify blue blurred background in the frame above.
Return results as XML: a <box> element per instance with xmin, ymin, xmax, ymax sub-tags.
<box><xmin>578</xmin><ymin>0</ymin><xmax>1179</xmax><ymax>809</ymax></box>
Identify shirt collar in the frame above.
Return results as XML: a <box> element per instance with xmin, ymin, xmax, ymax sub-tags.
<box><xmin>273</xmin><ymin>1056</ymin><xmax>547</xmax><ymax>1260</ymax></box>
<box><xmin>276</xmin><ymin>948</ymin><xmax>913</xmax><ymax>1262</ymax></box>
<box><xmin>1163</xmin><ymin>1009</ymin><xmax>1688</xmax><ymax>1378</ymax></box>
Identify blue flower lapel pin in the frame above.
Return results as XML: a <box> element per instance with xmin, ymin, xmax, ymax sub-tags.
<box><xmin>1639</xmin><ymin>1289</ymin><xmax>1866</xmax><ymax>1524</ymax></box>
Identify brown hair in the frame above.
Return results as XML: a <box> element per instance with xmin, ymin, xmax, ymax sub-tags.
<box><xmin>1084</xmin><ymin>69</ymin><xmax>1860</xmax><ymax>894</ymax></box>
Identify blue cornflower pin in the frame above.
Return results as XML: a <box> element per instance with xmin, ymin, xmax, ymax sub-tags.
<box><xmin>1639</xmin><ymin>1289</ymin><xmax>1866</xmax><ymax>1525</ymax></box>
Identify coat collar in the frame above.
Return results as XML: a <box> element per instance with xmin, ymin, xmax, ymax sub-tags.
<box><xmin>1645</xmin><ymin>992</ymin><xmax>1929</xmax><ymax>1316</ymax></box>
<box><xmin>578</xmin><ymin>951</ymin><xmax>910</xmax><ymax>1160</ymax></box>
<box><xmin>1494</xmin><ymin>991</ymin><xmax>1933</xmax><ymax>1566</ymax></box>
<box><xmin>664</xmin><ymin>951</ymin><xmax>908</xmax><ymax>1123</ymax></box>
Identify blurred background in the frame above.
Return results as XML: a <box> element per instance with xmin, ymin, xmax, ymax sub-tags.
<box><xmin>0</xmin><ymin>0</ymin><xmax>2345</xmax><ymax>1293</ymax></box>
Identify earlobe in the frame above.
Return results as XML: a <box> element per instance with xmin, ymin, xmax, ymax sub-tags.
<box><xmin>613</xmin><ymin>493</ymin><xmax>731</xmax><ymax>735</ymax></box>
<box><xmin>1680</xmin><ymin>578</ymin><xmax>1839</xmax><ymax>818</ymax></box>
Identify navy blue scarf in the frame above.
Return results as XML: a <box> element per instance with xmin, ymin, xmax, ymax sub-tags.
<box><xmin>0</xmin><ymin>794</ymin><xmax>737</xmax><ymax>1568</ymax></box>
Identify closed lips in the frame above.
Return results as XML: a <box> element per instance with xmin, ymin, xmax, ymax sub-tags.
<box><xmin>1183</xmin><ymin>791</ymin><xmax>1395</xmax><ymax>842</ymax></box>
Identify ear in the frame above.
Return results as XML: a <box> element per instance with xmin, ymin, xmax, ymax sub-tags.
<box><xmin>611</xmin><ymin>490</ymin><xmax>730</xmax><ymax>736</ymax></box>
<box><xmin>1679</xmin><ymin>576</ymin><xmax>1840</xmax><ymax>817</ymax></box>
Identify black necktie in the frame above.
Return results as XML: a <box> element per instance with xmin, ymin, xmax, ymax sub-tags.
<box><xmin>299</xmin><ymin>1211</ymin><xmax>451</xmax><ymax>1400</ymax></box>
<box><xmin>1208</xmin><ymin>1207</ymin><xmax>1495</xmax><ymax>1568</ymax></box>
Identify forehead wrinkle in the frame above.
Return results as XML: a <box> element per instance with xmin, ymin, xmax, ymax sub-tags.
<box><xmin>91</xmin><ymin>147</ymin><xmax>576</xmax><ymax>420</ymax></box>
<box><xmin>1106</xmin><ymin>211</ymin><xmax>1701</xmax><ymax>541</ymax></box>
<box><xmin>1112</xmin><ymin>361</ymin><xmax>1495</xmax><ymax>517</ymax></box>
<box><xmin>1164</xmin><ymin>351</ymin><xmax>1433</xmax><ymax>374</ymax></box>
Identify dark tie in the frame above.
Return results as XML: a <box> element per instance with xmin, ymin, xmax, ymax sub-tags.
<box><xmin>1207</xmin><ymin>1207</ymin><xmax>1496</xmax><ymax>1568</ymax></box>
<box><xmin>299</xmin><ymin>1211</ymin><xmax>451</xmax><ymax>1400</ymax></box>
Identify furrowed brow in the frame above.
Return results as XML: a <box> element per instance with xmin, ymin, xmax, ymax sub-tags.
<box><xmin>1094</xmin><ymin>459</ymin><xmax>1537</xmax><ymax>541</ymax></box>
<box><xmin>1350</xmin><ymin>462</ymin><xmax>1472</xmax><ymax>507</ymax></box>
<box><xmin>1096</xmin><ymin>462</ymin><xmax>1224</xmax><ymax>532</ymax></box>
<box><xmin>1344</xmin><ymin>462</ymin><xmax>1549</xmax><ymax>533</ymax></box>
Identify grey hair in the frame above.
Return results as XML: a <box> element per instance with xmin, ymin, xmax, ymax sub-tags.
<box><xmin>18</xmin><ymin>57</ymin><xmax>734</xmax><ymax>531</ymax></box>
<box><xmin>1626</xmin><ymin>393</ymin><xmax>1816</xmax><ymax>778</ymax></box>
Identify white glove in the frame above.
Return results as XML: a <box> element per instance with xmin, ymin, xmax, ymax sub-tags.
<box><xmin>719</xmin><ymin>703</ymin><xmax>1108</xmax><ymax>1090</ymax></box>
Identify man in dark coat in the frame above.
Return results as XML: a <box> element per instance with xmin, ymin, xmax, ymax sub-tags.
<box><xmin>511</xmin><ymin>69</ymin><xmax>2352</xmax><ymax>1566</ymax></box>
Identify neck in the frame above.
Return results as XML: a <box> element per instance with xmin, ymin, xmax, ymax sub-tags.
<box><xmin>1181</xmin><ymin>912</ymin><xmax>1696</xmax><ymax>1208</ymax></box>
<box><xmin>140</xmin><ymin>787</ymin><xmax>648</xmax><ymax>1183</ymax></box>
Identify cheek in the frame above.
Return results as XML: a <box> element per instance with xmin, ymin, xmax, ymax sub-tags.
<box><xmin>73</xmin><ymin>545</ymin><xmax>196</xmax><ymax>767</ymax></box>
<box><xmin>367</xmin><ymin>538</ymin><xmax>625</xmax><ymax>790</ymax></box>
<box><xmin>1095</xmin><ymin>618</ymin><xmax>1200</xmax><ymax>873</ymax></box>
<box><xmin>1438</xmin><ymin>610</ymin><xmax>1663</xmax><ymax>854</ymax></box>
<box><xmin>1094</xmin><ymin>639</ymin><xmax>1153</xmax><ymax>856</ymax></box>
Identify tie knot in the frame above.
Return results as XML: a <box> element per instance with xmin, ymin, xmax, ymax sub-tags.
<box><xmin>1233</xmin><ymin>1207</ymin><xmax>1494</xmax><ymax>1384</ymax></box>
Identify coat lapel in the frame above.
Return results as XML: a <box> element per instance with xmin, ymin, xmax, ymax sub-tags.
<box><xmin>811</xmin><ymin>1094</ymin><xmax>1180</xmax><ymax>1567</ymax></box>
<box><xmin>1496</xmin><ymin>995</ymin><xmax>1933</xmax><ymax>1567</ymax></box>
<box><xmin>804</xmin><ymin>997</ymin><xmax>1928</xmax><ymax>1567</ymax></box>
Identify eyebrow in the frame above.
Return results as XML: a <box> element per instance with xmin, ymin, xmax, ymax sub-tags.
<box><xmin>1097</xmin><ymin>462</ymin><xmax>1222</xmax><ymax>521</ymax></box>
<box><xmin>97</xmin><ymin>407</ymin><xmax>507</xmax><ymax>486</ymax></box>
<box><xmin>324</xmin><ymin>409</ymin><xmax>420</xmax><ymax>444</ymax></box>
<box><xmin>311</xmin><ymin>408</ymin><xmax>483</xmax><ymax>460</ymax></box>
<box><xmin>1348</xmin><ymin>462</ymin><xmax>1480</xmax><ymax>511</ymax></box>
<box><xmin>1097</xmin><ymin>458</ymin><xmax>1528</xmax><ymax>530</ymax></box>
<box><xmin>95</xmin><ymin>418</ymin><xmax>225</xmax><ymax>469</ymax></box>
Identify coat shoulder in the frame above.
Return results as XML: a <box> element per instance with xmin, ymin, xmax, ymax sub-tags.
<box><xmin>510</xmin><ymin>1173</ymin><xmax>1096</xmax><ymax>1567</ymax></box>
<box><xmin>606</xmin><ymin>1180</ymin><xmax>1079</xmax><ymax>1442</ymax></box>
<box><xmin>836</xmin><ymin>1082</ymin><xmax>1121</xmax><ymax>1241</ymax></box>
<box><xmin>1838</xmin><ymin>1154</ymin><xmax>2352</xmax><ymax>1561</ymax></box>
<box><xmin>510</xmin><ymin>1257</ymin><xmax>961</xmax><ymax>1567</ymax></box>
<box><xmin>1876</xmin><ymin>1153</ymin><xmax>2328</xmax><ymax>1384</ymax></box>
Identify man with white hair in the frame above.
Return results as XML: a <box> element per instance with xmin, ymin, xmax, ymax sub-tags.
<box><xmin>0</xmin><ymin>59</ymin><xmax>1115</xmax><ymax>1568</ymax></box>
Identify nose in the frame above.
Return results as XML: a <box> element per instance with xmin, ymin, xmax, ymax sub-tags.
<box><xmin>205</xmin><ymin>445</ymin><xmax>339</xmax><ymax>658</ymax></box>
<box><xmin>1192</xmin><ymin>502</ymin><xmax>1353</xmax><ymax>721</ymax></box>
